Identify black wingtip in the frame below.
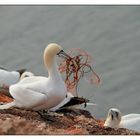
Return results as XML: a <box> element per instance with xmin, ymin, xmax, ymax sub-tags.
<box><xmin>60</xmin><ymin>97</ymin><xmax>90</xmax><ymax>109</ymax></box>
<box><xmin>16</xmin><ymin>69</ymin><xmax>26</xmax><ymax>76</ymax></box>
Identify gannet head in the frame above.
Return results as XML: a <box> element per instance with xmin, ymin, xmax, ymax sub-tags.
<box><xmin>45</xmin><ymin>43</ymin><xmax>63</xmax><ymax>56</ymax></box>
<box><xmin>44</xmin><ymin>43</ymin><xmax>70</xmax><ymax>69</ymax></box>
<box><xmin>20</xmin><ymin>71</ymin><xmax>34</xmax><ymax>80</ymax></box>
<box><xmin>104</xmin><ymin>108</ymin><xmax>122</xmax><ymax>128</ymax></box>
<box><xmin>45</xmin><ymin>43</ymin><xmax>70</xmax><ymax>58</ymax></box>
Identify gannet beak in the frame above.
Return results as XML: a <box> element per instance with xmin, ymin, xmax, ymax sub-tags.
<box><xmin>57</xmin><ymin>50</ymin><xmax>71</xmax><ymax>60</ymax></box>
<box><xmin>111</xmin><ymin>110</ymin><xmax>119</xmax><ymax>120</ymax></box>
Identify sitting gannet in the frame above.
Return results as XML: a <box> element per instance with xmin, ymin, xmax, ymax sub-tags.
<box><xmin>0</xmin><ymin>67</ymin><xmax>34</xmax><ymax>87</ymax></box>
<box><xmin>0</xmin><ymin>43</ymin><xmax>70</xmax><ymax>111</ymax></box>
<box><xmin>104</xmin><ymin>108</ymin><xmax>140</xmax><ymax>132</ymax></box>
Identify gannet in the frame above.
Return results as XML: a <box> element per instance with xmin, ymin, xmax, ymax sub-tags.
<box><xmin>104</xmin><ymin>108</ymin><xmax>140</xmax><ymax>132</ymax></box>
<box><xmin>0</xmin><ymin>43</ymin><xmax>70</xmax><ymax>110</ymax></box>
<box><xmin>0</xmin><ymin>67</ymin><xmax>34</xmax><ymax>87</ymax></box>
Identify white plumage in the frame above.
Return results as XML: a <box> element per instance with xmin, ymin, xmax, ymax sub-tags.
<box><xmin>0</xmin><ymin>69</ymin><xmax>34</xmax><ymax>86</ymax></box>
<box><xmin>50</xmin><ymin>92</ymin><xmax>73</xmax><ymax>111</ymax></box>
<box><xmin>0</xmin><ymin>43</ymin><xmax>68</xmax><ymax>111</ymax></box>
<box><xmin>104</xmin><ymin>108</ymin><xmax>140</xmax><ymax>132</ymax></box>
<box><xmin>0</xmin><ymin>70</ymin><xmax>20</xmax><ymax>86</ymax></box>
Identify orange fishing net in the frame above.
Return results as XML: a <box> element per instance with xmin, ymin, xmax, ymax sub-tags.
<box><xmin>59</xmin><ymin>48</ymin><xmax>100</xmax><ymax>96</ymax></box>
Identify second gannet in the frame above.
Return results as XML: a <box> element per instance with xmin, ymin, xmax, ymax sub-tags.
<box><xmin>0</xmin><ymin>67</ymin><xmax>34</xmax><ymax>87</ymax></box>
<box><xmin>104</xmin><ymin>108</ymin><xmax>140</xmax><ymax>132</ymax></box>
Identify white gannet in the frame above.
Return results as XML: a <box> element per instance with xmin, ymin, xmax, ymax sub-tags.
<box><xmin>0</xmin><ymin>43</ymin><xmax>69</xmax><ymax>110</ymax></box>
<box><xmin>0</xmin><ymin>67</ymin><xmax>34</xmax><ymax>87</ymax></box>
<box><xmin>104</xmin><ymin>108</ymin><xmax>140</xmax><ymax>132</ymax></box>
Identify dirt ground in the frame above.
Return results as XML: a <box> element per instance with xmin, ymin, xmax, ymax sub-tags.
<box><xmin>0</xmin><ymin>107</ymin><xmax>139</xmax><ymax>135</ymax></box>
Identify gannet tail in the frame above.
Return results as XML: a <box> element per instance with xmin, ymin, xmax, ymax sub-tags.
<box><xmin>0</xmin><ymin>101</ymin><xmax>16</xmax><ymax>109</ymax></box>
<box><xmin>60</xmin><ymin>96</ymin><xmax>90</xmax><ymax>108</ymax></box>
<box><xmin>86</xmin><ymin>103</ymin><xmax>97</xmax><ymax>106</ymax></box>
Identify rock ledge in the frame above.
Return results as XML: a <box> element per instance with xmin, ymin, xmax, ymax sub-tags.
<box><xmin>0</xmin><ymin>108</ymin><xmax>139</xmax><ymax>135</ymax></box>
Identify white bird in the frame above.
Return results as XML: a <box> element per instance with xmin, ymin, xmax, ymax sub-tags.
<box><xmin>0</xmin><ymin>67</ymin><xmax>34</xmax><ymax>87</ymax></box>
<box><xmin>0</xmin><ymin>43</ymin><xmax>70</xmax><ymax>110</ymax></box>
<box><xmin>104</xmin><ymin>108</ymin><xmax>140</xmax><ymax>132</ymax></box>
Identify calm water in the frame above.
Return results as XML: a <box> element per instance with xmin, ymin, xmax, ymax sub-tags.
<box><xmin>0</xmin><ymin>6</ymin><xmax>140</xmax><ymax>118</ymax></box>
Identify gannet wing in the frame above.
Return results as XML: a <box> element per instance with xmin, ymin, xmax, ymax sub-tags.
<box><xmin>50</xmin><ymin>91</ymin><xmax>96</xmax><ymax>112</ymax></box>
<box><xmin>49</xmin><ymin>92</ymin><xmax>73</xmax><ymax>111</ymax></box>
<box><xmin>61</xmin><ymin>97</ymin><xmax>89</xmax><ymax>108</ymax></box>
<box><xmin>17</xmin><ymin>76</ymin><xmax>47</xmax><ymax>85</ymax></box>
<box><xmin>9</xmin><ymin>85</ymin><xmax>47</xmax><ymax>109</ymax></box>
<box><xmin>122</xmin><ymin>114</ymin><xmax>140</xmax><ymax>120</ymax></box>
<box><xmin>121</xmin><ymin>116</ymin><xmax>140</xmax><ymax>132</ymax></box>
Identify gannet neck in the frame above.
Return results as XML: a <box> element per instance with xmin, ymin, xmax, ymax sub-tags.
<box><xmin>44</xmin><ymin>44</ymin><xmax>62</xmax><ymax>80</ymax></box>
<box><xmin>48</xmin><ymin>58</ymin><xmax>62</xmax><ymax>80</ymax></box>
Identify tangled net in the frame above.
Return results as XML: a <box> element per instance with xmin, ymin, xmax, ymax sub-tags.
<box><xmin>59</xmin><ymin>48</ymin><xmax>101</xmax><ymax>96</ymax></box>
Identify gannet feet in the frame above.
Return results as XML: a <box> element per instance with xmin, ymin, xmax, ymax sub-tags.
<box><xmin>36</xmin><ymin>110</ymin><xmax>56</xmax><ymax>122</ymax></box>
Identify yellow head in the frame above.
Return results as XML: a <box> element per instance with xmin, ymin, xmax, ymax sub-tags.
<box><xmin>44</xmin><ymin>43</ymin><xmax>63</xmax><ymax>69</ymax></box>
<box><xmin>104</xmin><ymin>108</ymin><xmax>122</xmax><ymax>128</ymax></box>
<box><xmin>44</xmin><ymin>43</ymin><xmax>63</xmax><ymax>57</ymax></box>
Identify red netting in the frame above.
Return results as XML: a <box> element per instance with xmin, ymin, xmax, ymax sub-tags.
<box><xmin>59</xmin><ymin>48</ymin><xmax>101</xmax><ymax>96</ymax></box>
